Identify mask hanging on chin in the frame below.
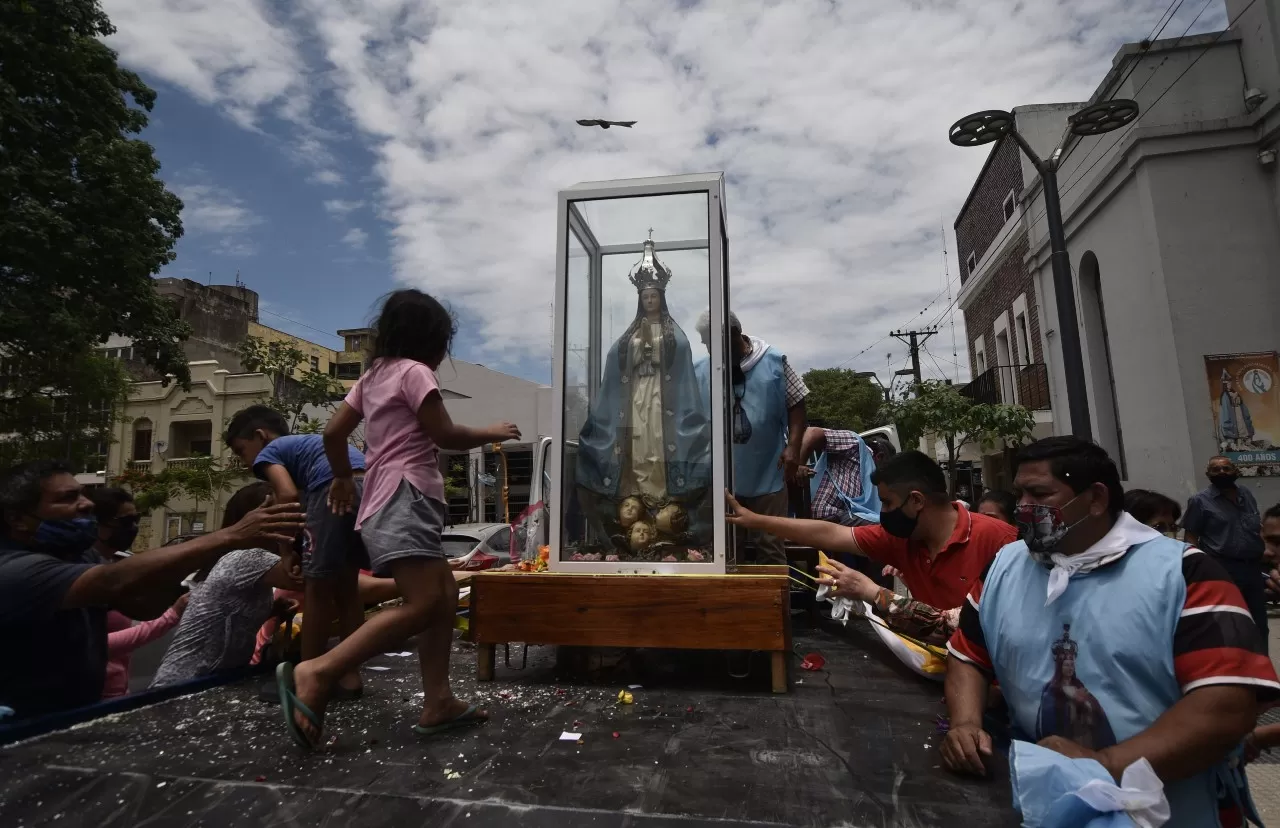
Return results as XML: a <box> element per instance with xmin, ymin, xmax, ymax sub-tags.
<box><xmin>32</xmin><ymin>516</ymin><xmax>99</xmax><ymax>556</ymax></box>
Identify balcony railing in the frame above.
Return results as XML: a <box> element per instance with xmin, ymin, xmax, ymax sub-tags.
<box><xmin>962</xmin><ymin>363</ymin><xmax>1051</xmax><ymax>410</ymax></box>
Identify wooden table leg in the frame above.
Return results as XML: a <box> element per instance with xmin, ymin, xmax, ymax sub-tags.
<box><xmin>477</xmin><ymin>643</ymin><xmax>495</xmax><ymax>681</ymax></box>
<box><xmin>770</xmin><ymin>650</ymin><xmax>788</xmax><ymax>694</ymax></box>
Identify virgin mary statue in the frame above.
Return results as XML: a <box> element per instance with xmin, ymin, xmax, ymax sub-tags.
<box><xmin>576</xmin><ymin>238</ymin><xmax>711</xmax><ymax>538</ymax></box>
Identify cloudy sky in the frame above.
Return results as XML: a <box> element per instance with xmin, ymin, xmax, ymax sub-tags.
<box><xmin>102</xmin><ymin>0</ymin><xmax>1227</xmax><ymax>386</ymax></box>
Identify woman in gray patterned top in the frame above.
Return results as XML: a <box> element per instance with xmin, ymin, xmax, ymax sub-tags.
<box><xmin>151</xmin><ymin>484</ymin><xmax>302</xmax><ymax>688</ymax></box>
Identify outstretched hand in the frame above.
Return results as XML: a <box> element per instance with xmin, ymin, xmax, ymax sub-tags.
<box><xmin>724</xmin><ymin>490</ymin><xmax>760</xmax><ymax>529</ymax></box>
<box><xmin>227</xmin><ymin>500</ymin><xmax>306</xmax><ymax>546</ymax></box>
<box><xmin>489</xmin><ymin>422</ymin><xmax>522</xmax><ymax>443</ymax></box>
<box><xmin>816</xmin><ymin>559</ymin><xmax>881</xmax><ymax>602</ymax></box>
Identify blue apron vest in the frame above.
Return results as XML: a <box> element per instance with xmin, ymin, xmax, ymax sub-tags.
<box><xmin>732</xmin><ymin>348</ymin><xmax>787</xmax><ymax>498</ymax></box>
<box><xmin>808</xmin><ymin>439</ymin><xmax>882</xmax><ymax>525</ymax></box>
<box><xmin>979</xmin><ymin>536</ymin><xmax>1253</xmax><ymax>827</ymax></box>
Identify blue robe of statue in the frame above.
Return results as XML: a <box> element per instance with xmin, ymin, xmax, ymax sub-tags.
<box><xmin>576</xmin><ymin>318</ymin><xmax>711</xmax><ymax>502</ymax></box>
<box><xmin>1219</xmin><ymin>390</ymin><xmax>1254</xmax><ymax>442</ymax></box>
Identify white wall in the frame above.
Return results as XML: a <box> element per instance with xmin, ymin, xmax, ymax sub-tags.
<box><xmin>1148</xmin><ymin>146</ymin><xmax>1280</xmax><ymax>501</ymax></box>
<box><xmin>1020</xmin><ymin>34</ymin><xmax>1280</xmax><ymax>506</ymax></box>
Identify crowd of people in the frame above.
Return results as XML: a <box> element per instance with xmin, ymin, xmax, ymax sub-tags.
<box><xmin>4</xmin><ymin>288</ymin><xmax>1280</xmax><ymax>825</ymax></box>
<box><xmin>0</xmin><ymin>289</ymin><xmax>519</xmax><ymax>746</ymax></box>
<box><xmin>729</xmin><ymin>438</ymin><xmax>1280</xmax><ymax>826</ymax></box>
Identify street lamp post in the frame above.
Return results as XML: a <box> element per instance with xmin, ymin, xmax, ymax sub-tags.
<box><xmin>947</xmin><ymin>100</ymin><xmax>1138</xmax><ymax>440</ymax></box>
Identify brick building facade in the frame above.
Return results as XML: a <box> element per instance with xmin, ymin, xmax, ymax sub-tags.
<box><xmin>954</xmin><ymin>137</ymin><xmax>1044</xmax><ymax>376</ymax></box>
<box><xmin>952</xmin><ymin>136</ymin><xmax>1055</xmax><ymax>490</ymax></box>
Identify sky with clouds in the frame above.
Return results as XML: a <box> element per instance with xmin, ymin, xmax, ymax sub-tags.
<box><xmin>101</xmin><ymin>0</ymin><xmax>1227</xmax><ymax>386</ymax></box>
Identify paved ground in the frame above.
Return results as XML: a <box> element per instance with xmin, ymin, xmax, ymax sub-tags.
<box><xmin>1248</xmin><ymin>613</ymin><xmax>1280</xmax><ymax>821</ymax></box>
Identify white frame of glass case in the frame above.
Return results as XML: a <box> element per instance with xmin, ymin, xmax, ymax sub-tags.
<box><xmin>549</xmin><ymin>172</ymin><xmax>731</xmax><ymax>575</ymax></box>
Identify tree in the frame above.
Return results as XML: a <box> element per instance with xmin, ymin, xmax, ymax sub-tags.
<box><xmin>884</xmin><ymin>380</ymin><xmax>1035</xmax><ymax>496</ymax></box>
<box><xmin>801</xmin><ymin>368</ymin><xmax>887</xmax><ymax>432</ymax></box>
<box><xmin>1</xmin><ymin>0</ymin><xmax>191</xmax><ymax>388</ymax></box>
<box><xmin>0</xmin><ymin>352</ymin><xmax>130</xmax><ymax>470</ymax></box>
<box><xmin>237</xmin><ymin>336</ymin><xmax>346</xmax><ymax>432</ymax></box>
<box><xmin>113</xmin><ymin>455</ymin><xmax>243</xmax><ymax>520</ymax></box>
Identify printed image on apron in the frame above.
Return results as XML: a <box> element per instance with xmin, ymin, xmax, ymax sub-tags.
<box><xmin>1035</xmin><ymin>624</ymin><xmax>1116</xmax><ymax>750</ymax></box>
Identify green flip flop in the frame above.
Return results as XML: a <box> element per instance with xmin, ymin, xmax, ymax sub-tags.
<box><xmin>411</xmin><ymin>703</ymin><xmax>487</xmax><ymax>737</ymax></box>
<box><xmin>276</xmin><ymin>662</ymin><xmax>324</xmax><ymax>750</ymax></box>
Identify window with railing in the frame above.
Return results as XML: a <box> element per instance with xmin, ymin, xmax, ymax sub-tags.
<box><xmin>962</xmin><ymin>364</ymin><xmax>1051</xmax><ymax>410</ymax></box>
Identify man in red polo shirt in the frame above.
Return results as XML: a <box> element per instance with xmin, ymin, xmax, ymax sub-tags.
<box><xmin>726</xmin><ymin>450</ymin><xmax>1016</xmax><ymax>644</ymax></box>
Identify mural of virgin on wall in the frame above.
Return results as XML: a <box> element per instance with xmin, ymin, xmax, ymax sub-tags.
<box><xmin>1205</xmin><ymin>352</ymin><xmax>1280</xmax><ymax>476</ymax></box>
<box><xmin>574</xmin><ymin>237</ymin><xmax>712</xmax><ymax>562</ymax></box>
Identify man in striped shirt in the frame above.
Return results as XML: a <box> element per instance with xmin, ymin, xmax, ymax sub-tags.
<box><xmin>944</xmin><ymin>437</ymin><xmax>1277</xmax><ymax>826</ymax></box>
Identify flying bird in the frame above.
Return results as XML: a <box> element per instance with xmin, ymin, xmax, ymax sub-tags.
<box><xmin>576</xmin><ymin>119</ymin><xmax>637</xmax><ymax>129</ymax></box>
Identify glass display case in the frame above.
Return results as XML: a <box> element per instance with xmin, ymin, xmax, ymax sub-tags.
<box><xmin>549</xmin><ymin>173</ymin><xmax>735</xmax><ymax>574</ymax></box>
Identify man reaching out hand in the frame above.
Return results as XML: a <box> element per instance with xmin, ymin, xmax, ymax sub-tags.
<box><xmin>727</xmin><ymin>450</ymin><xmax>1015</xmax><ymax>645</ymax></box>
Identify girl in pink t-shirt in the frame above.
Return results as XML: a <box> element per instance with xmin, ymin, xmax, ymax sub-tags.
<box><xmin>274</xmin><ymin>289</ymin><xmax>519</xmax><ymax>750</ymax></box>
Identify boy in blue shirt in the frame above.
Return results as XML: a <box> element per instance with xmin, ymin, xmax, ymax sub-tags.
<box><xmin>226</xmin><ymin>405</ymin><xmax>368</xmax><ymax>699</ymax></box>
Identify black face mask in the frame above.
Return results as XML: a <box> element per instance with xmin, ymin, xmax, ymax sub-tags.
<box><xmin>1210</xmin><ymin>473</ymin><xmax>1239</xmax><ymax>490</ymax></box>
<box><xmin>879</xmin><ymin>501</ymin><xmax>919</xmax><ymax>539</ymax></box>
<box><xmin>108</xmin><ymin>522</ymin><xmax>139</xmax><ymax>552</ymax></box>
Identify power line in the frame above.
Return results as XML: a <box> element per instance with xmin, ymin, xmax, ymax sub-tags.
<box><xmin>836</xmin><ymin>274</ymin><xmax>959</xmax><ymax>369</ymax></box>
<box><xmin>923</xmin><ymin>343</ymin><xmax>966</xmax><ymax>370</ymax></box>
<box><xmin>923</xmin><ymin>346</ymin><xmax>951</xmax><ymax>381</ymax></box>
<box><xmin>1058</xmin><ymin>0</ymin><xmax>1185</xmax><ymax>168</ymax></box>
<box><xmin>1130</xmin><ymin>0</ymin><xmax>1219</xmax><ymax>101</ymax></box>
<box><xmin>856</xmin><ymin>2</ymin><xmax>1238</xmax><ymax>382</ymax></box>
<box><xmin>930</xmin><ymin>0</ymin><xmax>1245</xmax><ymax>350</ymax></box>
<box><xmin>256</xmin><ymin>307</ymin><xmax>345</xmax><ymax>344</ymax></box>
<box><xmin>1056</xmin><ymin>0</ymin><xmax>1246</xmax><ymax>201</ymax></box>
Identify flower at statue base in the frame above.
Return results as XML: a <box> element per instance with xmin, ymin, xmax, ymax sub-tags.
<box><xmin>570</xmin><ymin>552</ymin><xmax>584</xmax><ymax>561</ymax></box>
<box><xmin>520</xmin><ymin>545</ymin><xmax>551</xmax><ymax>571</ymax></box>
<box><xmin>686</xmin><ymin>549</ymin><xmax>706</xmax><ymax>562</ymax></box>
<box><xmin>605</xmin><ymin>554</ymin><xmax>620</xmax><ymax>562</ymax></box>
<box><xmin>617</xmin><ymin>496</ymin><xmax>646</xmax><ymax>529</ymax></box>
<box><xmin>628</xmin><ymin>521</ymin><xmax>656</xmax><ymax>553</ymax></box>
<box><xmin>582</xmin><ymin>552</ymin><xmax>603</xmax><ymax>562</ymax></box>
<box><xmin>661</xmin><ymin>554</ymin><xmax>678</xmax><ymax>562</ymax></box>
<box><xmin>655</xmin><ymin>503</ymin><xmax>689</xmax><ymax>536</ymax></box>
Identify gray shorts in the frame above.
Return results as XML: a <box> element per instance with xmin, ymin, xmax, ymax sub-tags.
<box><xmin>358</xmin><ymin>478</ymin><xmax>447</xmax><ymax>576</ymax></box>
<box><xmin>301</xmin><ymin>479</ymin><xmax>369</xmax><ymax>579</ymax></box>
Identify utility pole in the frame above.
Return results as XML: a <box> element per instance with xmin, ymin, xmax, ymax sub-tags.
<box><xmin>890</xmin><ymin>328</ymin><xmax>937</xmax><ymax>388</ymax></box>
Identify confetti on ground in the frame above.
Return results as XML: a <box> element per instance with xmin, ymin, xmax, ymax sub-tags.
<box><xmin>800</xmin><ymin>653</ymin><xmax>826</xmax><ymax>671</ymax></box>
<box><xmin>559</xmin><ymin>731</ymin><xmax>582</xmax><ymax>741</ymax></box>
<box><xmin>612</xmin><ymin>732</ymin><xmax>620</xmax><ymax>739</ymax></box>
<box><xmin>367</xmin><ymin>666</ymin><xmax>391</xmax><ymax>672</ymax></box>
<box><xmin>628</xmin><ymin>684</ymin><xmax>643</xmax><ymax>690</ymax></box>
<box><xmin>254</xmin><ymin>775</ymin><xmax>266</xmax><ymax>782</ymax></box>
<box><xmin>617</xmin><ymin>690</ymin><xmax>634</xmax><ymax>705</ymax></box>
